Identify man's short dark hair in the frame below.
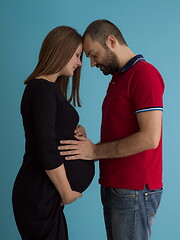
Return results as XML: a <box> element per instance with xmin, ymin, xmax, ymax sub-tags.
<box><xmin>83</xmin><ymin>19</ymin><xmax>127</xmax><ymax>47</ymax></box>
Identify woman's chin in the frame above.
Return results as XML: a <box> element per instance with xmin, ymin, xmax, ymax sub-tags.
<box><xmin>67</xmin><ymin>70</ymin><xmax>74</xmax><ymax>77</ymax></box>
<box><xmin>63</xmin><ymin>72</ymin><xmax>73</xmax><ymax>77</ymax></box>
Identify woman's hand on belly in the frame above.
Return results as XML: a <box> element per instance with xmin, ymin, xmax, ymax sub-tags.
<box><xmin>74</xmin><ymin>125</ymin><xmax>86</xmax><ymax>138</ymax></box>
<box><xmin>45</xmin><ymin>165</ymin><xmax>82</xmax><ymax>205</ymax></box>
<box><xmin>61</xmin><ymin>190</ymin><xmax>82</xmax><ymax>205</ymax></box>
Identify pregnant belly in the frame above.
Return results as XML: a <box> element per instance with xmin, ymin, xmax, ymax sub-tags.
<box><xmin>64</xmin><ymin>160</ymin><xmax>95</xmax><ymax>193</ymax></box>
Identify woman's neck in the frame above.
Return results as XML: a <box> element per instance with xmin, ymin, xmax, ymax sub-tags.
<box><xmin>36</xmin><ymin>74</ymin><xmax>58</xmax><ymax>83</ymax></box>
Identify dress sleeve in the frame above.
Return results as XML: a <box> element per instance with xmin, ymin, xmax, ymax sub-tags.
<box><xmin>130</xmin><ymin>65</ymin><xmax>165</xmax><ymax>114</ymax></box>
<box><xmin>30</xmin><ymin>81</ymin><xmax>64</xmax><ymax>170</ymax></box>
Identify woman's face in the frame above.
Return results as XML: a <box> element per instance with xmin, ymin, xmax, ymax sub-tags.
<box><xmin>61</xmin><ymin>44</ymin><xmax>82</xmax><ymax>77</ymax></box>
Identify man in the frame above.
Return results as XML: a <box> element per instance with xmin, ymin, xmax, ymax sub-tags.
<box><xmin>59</xmin><ymin>19</ymin><xmax>164</xmax><ymax>240</ymax></box>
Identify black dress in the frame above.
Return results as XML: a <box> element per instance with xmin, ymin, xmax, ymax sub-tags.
<box><xmin>12</xmin><ymin>79</ymin><xmax>94</xmax><ymax>240</ymax></box>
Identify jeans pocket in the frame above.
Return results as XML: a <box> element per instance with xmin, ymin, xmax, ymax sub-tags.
<box><xmin>110</xmin><ymin>188</ymin><xmax>137</xmax><ymax>211</ymax></box>
<box><xmin>144</xmin><ymin>189</ymin><xmax>163</xmax><ymax>226</ymax></box>
<box><xmin>111</xmin><ymin>188</ymin><xmax>136</xmax><ymax>199</ymax></box>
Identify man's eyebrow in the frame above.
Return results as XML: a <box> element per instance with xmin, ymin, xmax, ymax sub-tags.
<box><xmin>86</xmin><ymin>50</ymin><xmax>93</xmax><ymax>57</ymax></box>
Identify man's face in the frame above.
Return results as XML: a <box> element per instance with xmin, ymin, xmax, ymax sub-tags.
<box><xmin>83</xmin><ymin>35</ymin><xmax>120</xmax><ymax>75</ymax></box>
<box><xmin>83</xmin><ymin>36</ymin><xmax>120</xmax><ymax>75</ymax></box>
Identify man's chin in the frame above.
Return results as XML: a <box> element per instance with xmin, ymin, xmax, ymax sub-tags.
<box><xmin>103</xmin><ymin>68</ymin><xmax>119</xmax><ymax>75</ymax></box>
<box><xmin>100</xmin><ymin>66</ymin><xmax>115</xmax><ymax>75</ymax></box>
<box><xmin>101</xmin><ymin>69</ymin><xmax>111</xmax><ymax>75</ymax></box>
<box><xmin>103</xmin><ymin>72</ymin><xmax>111</xmax><ymax>76</ymax></box>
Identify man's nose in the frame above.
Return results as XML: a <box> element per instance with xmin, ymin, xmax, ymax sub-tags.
<box><xmin>90</xmin><ymin>58</ymin><xmax>97</xmax><ymax>67</ymax></box>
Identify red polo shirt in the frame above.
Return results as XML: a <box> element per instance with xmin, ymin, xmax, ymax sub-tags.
<box><xmin>99</xmin><ymin>55</ymin><xmax>165</xmax><ymax>190</ymax></box>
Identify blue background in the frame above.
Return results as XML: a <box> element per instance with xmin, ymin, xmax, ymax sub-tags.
<box><xmin>0</xmin><ymin>0</ymin><xmax>179</xmax><ymax>239</ymax></box>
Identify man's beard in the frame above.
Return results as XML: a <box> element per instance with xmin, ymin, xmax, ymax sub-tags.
<box><xmin>96</xmin><ymin>48</ymin><xmax>120</xmax><ymax>75</ymax></box>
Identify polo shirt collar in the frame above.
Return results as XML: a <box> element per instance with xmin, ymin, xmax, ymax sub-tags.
<box><xmin>120</xmin><ymin>54</ymin><xmax>145</xmax><ymax>73</ymax></box>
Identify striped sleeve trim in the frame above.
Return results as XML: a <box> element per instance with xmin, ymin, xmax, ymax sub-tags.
<box><xmin>135</xmin><ymin>107</ymin><xmax>163</xmax><ymax>114</ymax></box>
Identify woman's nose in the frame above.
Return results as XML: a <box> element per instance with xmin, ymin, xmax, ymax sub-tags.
<box><xmin>77</xmin><ymin>58</ymin><xmax>82</xmax><ymax>66</ymax></box>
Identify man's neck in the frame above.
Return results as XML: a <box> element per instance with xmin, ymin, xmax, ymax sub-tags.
<box><xmin>117</xmin><ymin>46</ymin><xmax>135</xmax><ymax>69</ymax></box>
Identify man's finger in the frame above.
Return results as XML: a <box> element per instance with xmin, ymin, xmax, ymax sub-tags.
<box><xmin>60</xmin><ymin>140</ymin><xmax>78</xmax><ymax>145</ymax></box>
<box><xmin>60</xmin><ymin>150</ymin><xmax>79</xmax><ymax>156</ymax></box>
<box><xmin>58</xmin><ymin>145</ymin><xmax>77</xmax><ymax>150</ymax></box>
<box><xmin>65</xmin><ymin>155</ymin><xmax>81</xmax><ymax>160</ymax></box>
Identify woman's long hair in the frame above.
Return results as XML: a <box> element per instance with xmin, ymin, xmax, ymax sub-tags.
<box><xmin>24</xmin><ymin>26</ymin><xmax>82</xmax><ymax>106</ymax></box>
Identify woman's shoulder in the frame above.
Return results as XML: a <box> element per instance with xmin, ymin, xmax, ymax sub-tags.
<box><xmin>25</xmin><ymin>78</ymin><xmax>59</xmax><ymax>93</ymax></box>
<box><xmin>25</xmin><ymin>78</ymin><xmax>65</xmax><ymax>102</ymax></box>
<box><xmin>27</xmin><ymin>78</ymin><xmax>55</xmax><ymax>87</ymax></box>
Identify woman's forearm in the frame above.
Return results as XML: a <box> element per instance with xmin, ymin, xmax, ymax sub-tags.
<box><xmin>45</xmin><ymin>164</ymin><xmax>82</xmax><ymax>204</ymax></box>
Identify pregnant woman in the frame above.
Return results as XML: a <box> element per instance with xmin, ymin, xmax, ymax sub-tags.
<box><xmin>12</xmin><ymin>26</ymin><xmax>94</xmax><ymax>240</ymax></box>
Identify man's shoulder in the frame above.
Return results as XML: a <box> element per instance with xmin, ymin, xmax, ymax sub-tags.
<box><xmin>133</xmin><ymin>60</ymin><xmax>163</xmax><ymax>79</ymax></box>
<box><xmin>135</xmin><ymin>60</ymin><xmax>157</xmax><ymax>71</ymax></box>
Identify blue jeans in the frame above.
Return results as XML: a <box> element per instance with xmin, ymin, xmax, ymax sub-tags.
<box><xmin>101</xmin><ymin>186</ymin><xmax>163</xmax><ymax>240</ymax></box>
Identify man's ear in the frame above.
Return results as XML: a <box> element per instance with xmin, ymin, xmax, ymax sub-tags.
<box><xmin>106</xmin><ymin>35</ymin><xmax>117</xmax><ymax>49</ymax></box>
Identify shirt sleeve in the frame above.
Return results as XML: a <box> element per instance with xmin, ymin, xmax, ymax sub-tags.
<box><xmin>130</xmin><ymin>64</ymin><xmax>165</xmax><ymax>114</ymax></box>
<box><xmin>30</xmin><ymin>81</ymin><xmax>64</xmax><ymax>170</ymax></box>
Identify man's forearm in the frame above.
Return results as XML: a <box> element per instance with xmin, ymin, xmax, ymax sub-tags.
<box><xmin>93</xmin><ymin>131</ymin><xmax>159</xmax><ymax>159</ymax></box>
<box><xmin>60</xmin><ymin>110</ymin><xmax>162</xmax><ymax>161</ymax></box>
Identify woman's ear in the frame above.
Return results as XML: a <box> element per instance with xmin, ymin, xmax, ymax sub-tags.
<box><xmin>106</xmin><ymin>35</ymin><xmax>117</xmax><ymax>49</ymax></box>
